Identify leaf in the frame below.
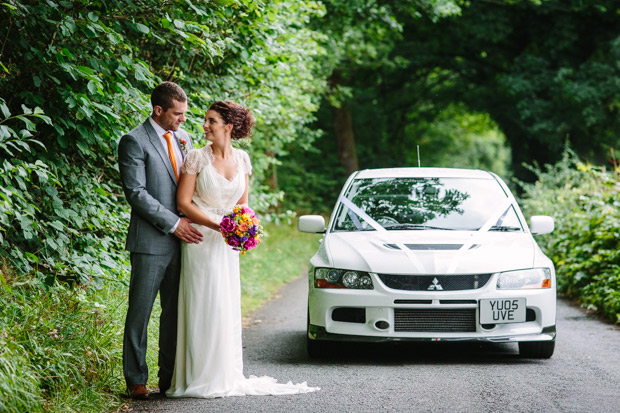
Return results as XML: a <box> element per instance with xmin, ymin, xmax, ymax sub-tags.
<box><xmin>0</xmin><ymin>101</ymin><xmax>11</xmax><ymax>119</ymax></box>
<box><xmin>49</xmin><ymin>220</ymin><xmax>65</xmax><ymax>231</ymax></box>
<box><xmin>135</xmin><ymin>23</ymin><xmax>150</xmax><ymax>34</ymax></box>
<box><xmin>19</xmin><ymin>116</ymin><xmax>36</xmax><ymax>131</ymax></box>
<box><xmin>87</xmin><ymin>80</ymin><xmax>98</xmax><ymax>95</ymax></box>
<box><xmin>76</xmin><ymin>65</ymin><xmax>95</xmax><ymax>76</ymax></box>
<box><xmin>0</xmin><ymin>125</ymin><xmax>10</xmax><ymax>139</ymax></box>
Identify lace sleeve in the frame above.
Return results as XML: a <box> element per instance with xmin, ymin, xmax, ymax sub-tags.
<box><xmin>181</xmin><ymin>148</ymin><xmax>205</xmax><ymax>175</ymax></box>
<box><xmin>238</xmin><ymin>149</ymin><xmax>252</xmax><ymax>176</ymax></box>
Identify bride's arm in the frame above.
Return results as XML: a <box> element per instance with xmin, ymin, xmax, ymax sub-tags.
<box><xmin>235</xmin><ymin>173</ymin><xmax>250</xmax><ymax>206</ymax></box>
<box><xmin>177</xmin><ymin>172</ymin><xmax>221</xmax><ymax>232</ymax></box>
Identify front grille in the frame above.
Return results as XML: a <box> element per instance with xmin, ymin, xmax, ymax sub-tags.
<box><xmin>378</xmin><ymin>273</ymin><xmax>492</xmax><ymax>291</ymax></box>
<box><xmin>394</xmin><ymin>309</ymin><xmax>476</xmax><ymax>332</ymax></box>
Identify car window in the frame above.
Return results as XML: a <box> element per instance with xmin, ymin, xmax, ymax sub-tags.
<box><xmin>333</xmin><ymin>177</ymin><xmax>522</xmax><ymax>232</ymax></box>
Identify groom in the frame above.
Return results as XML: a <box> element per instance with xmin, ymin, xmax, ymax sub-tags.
<box><xmin>118</xmin><ymin>81</ymin><xmax>203</xmax><ymax>400</ymax></box>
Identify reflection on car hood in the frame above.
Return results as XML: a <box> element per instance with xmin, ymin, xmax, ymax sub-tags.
<box><xmin>324</xmin><ymin>231</ymin><xmax>536</xmax><ymax>274</ymax></box>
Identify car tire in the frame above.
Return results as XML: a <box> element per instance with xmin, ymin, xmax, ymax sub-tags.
<box><xmin>307</xmin><ymin>336</ymin><xmax>327</xmax><ymax>358</ymax></box>
<box><xmin>307</xmin><ymin>306</ymin><xmax>329</xmax><ymax>358</ymax></box>
<box><xmin>518</xmin><ymin>340</ymin><xmax>555</xmax><ymax>358</ymax></box>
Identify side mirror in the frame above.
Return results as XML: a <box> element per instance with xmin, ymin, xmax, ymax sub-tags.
<box><xmin>530</xmin><ymin>216</ymin><xmax>554</xmax><ymax>235</ymax></box>
<box><xmin>298</xmin><ymin>215</ymin><xmax>326</xmax><ymax>233</ymax></box>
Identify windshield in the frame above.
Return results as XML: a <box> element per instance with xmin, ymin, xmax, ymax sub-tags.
<box><xmin>332</xmin><ymin>176</ymin><xmax>523</xmax><ymax>232</ymax></box>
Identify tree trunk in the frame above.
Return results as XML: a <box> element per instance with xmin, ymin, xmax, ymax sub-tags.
<box><xmin>329</xmin><ymin>72</ymin><xmax>359</xmax><ymax>175</ymax></box>
<box><xmin>265</xmin><ymin>150</ymin><xmax>277</xmax><ymax>191</ymax></box>
<box><xmin>332</xmin><ymin>104</ymin><xmax>359</xmax><ymax>174</ymax></box>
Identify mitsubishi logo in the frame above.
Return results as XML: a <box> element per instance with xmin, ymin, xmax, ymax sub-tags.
<box><xmin>428</xmin><ymin>277</ymin><xmax>443</xmax><ymax>291</ymax></box>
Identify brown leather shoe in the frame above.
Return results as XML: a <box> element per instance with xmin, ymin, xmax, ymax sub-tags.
<box><xmin>128</xmin><ymin>384</ymin><xmax>150</xmax><ymax>400</ymax></box>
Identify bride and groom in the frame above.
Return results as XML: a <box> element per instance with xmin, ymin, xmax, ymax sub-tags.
<box><xmin>117</xmin><ymin>82</ymin><xmax>318</xmax><ymax>400</ymax></box>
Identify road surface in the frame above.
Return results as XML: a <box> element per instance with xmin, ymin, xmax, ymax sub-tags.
<box><xmin>132</xmin><ymin>275</ymin><xmax>620</xmax><ymax>412</ymax></box>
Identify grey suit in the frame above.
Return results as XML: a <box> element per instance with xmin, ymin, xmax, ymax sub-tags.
<box><xmin>118</xmin><ymin>118</ymin><xmax>193</xmax><ymax>387</ymax></box>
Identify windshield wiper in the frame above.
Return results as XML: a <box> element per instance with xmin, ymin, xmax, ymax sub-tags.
<box><xmin>383</xmin><ymin>223</ymin><xmax>455</xmax><ymax>231</ymax></box>
<box><xmin>489</xmin><ymin>225</ymin><xmax>521</xmax><ymax>232</ymax></box>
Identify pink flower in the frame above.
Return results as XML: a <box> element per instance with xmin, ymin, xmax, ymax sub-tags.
<box><xmin>241</xmin><ymin>206</ymin><xmax>254</xmax><ymax>216</ymax></box>
<box><xmin>220</xmin><ymin>216</ymin><xmax>236</xmax><ymax>233</ymax></box>
<box><xmin>244</xmin><ymin>236</ymin><xmax>258</xmax><ymax>250</ymax></box>
<box><xmin>227</xmin><ymin>236</ymin><xmax>241</xmax><ymax>247</ymax></box>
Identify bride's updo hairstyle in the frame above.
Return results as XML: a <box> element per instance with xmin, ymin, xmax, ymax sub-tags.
<box><xmin>209</xmin><ymin>101</ymin><xmax>255</xmax><ymax>140</ymax></box>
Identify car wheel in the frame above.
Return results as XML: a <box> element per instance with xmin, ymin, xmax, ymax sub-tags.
<box><xmin>307</xmin><ymin>336</ymin><xmax>327</xmax><ymax>358</ymax></box>
<box><xmin>307</xmin><ymin>306</ymin><xmax>329</xmax><ymax>358</ymax></box>
<box><xmin>518</xmin><ymin>340</ymin><xmax>555</xmax><ymax>358</ymax></box>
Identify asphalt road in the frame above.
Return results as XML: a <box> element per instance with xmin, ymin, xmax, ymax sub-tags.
<box><xmin>131</xmin><ymin>276</ymin><xmax>620</xmax><ymax>412</ymax></box>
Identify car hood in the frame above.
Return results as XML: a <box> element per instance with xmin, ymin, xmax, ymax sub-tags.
<box><xmin>322</xmin><ymin>230</ymin><xmax>537</xmax><ymax>274</ymax></box>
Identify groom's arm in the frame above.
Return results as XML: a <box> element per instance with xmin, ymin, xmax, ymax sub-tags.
<box><xmin>118</xmin><ymin>132</ymin><xmax>179</xmax><ymax>234</ymax></box>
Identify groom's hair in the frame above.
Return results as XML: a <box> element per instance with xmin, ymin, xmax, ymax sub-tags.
<box><xmin>151</xmin><ymin>81</ymin><xmax>187</xmax><ymax>112</ymax></box>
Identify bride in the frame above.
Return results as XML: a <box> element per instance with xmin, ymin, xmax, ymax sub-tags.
<box><xmin>166</xmin><ymin>101</ymin><xmax>318</xmax><ymax>398</ymax></box>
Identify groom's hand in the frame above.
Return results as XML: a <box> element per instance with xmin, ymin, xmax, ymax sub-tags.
<box><xmin>174</xmin><ymin>217</ymin><xmax>204</xmax><ymax>244</ymax></box>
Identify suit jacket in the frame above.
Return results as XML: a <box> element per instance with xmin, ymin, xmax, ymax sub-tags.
<box><xmin>118</xmin><ymin>119</ymin><xmax>194</xmax><ymax>255</ymax></box>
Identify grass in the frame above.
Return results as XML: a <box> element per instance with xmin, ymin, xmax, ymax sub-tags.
<box><xmin>0</xmin><ymin>278</ymin><xmax>128</xmax><ymax>412</ymax></box>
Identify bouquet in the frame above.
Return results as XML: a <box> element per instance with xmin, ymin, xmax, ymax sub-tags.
<box><xmin>220</xmin><ymin>205</ymin><xmax>263</xmax><ymax>254</ymax></box>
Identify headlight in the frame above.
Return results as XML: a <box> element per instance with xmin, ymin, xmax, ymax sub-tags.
<box><xmin>314</xmin><ymin>268</ymin><xmax>374</xmax><ymax>289</ymax></box>
<box><xmin>496</xmin><ymin>268</ymin><xmax>552</xmax><ymax>289</ymax></box>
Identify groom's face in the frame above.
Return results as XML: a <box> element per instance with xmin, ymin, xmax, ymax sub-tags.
<box><xmin>154</xmin><ymin>99</ymin><xmax>187</xmax><ymax>132</ymax></box>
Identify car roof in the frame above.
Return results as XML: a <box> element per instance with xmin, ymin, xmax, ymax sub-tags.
<box><xmin>353</xmin><ymin>167</ymin><xmax>495</xmax><ymax>179</ymax></box>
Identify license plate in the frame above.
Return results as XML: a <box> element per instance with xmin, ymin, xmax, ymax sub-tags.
<box><xmin>479</xmin><ymin>298</ymin><xmax>526</xmax><ymax>324</ymax></box>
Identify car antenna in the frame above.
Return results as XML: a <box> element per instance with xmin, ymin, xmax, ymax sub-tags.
<box><xmin>417</xmin><ymin>145</ymin><xmax>421</xmax><ymax>167</ymax></box>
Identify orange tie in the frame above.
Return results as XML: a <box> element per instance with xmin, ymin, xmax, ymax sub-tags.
<box><xmin>163</xmin><ymin>131</ymin><xmax>179</xmax><ymax>181</ymax></box>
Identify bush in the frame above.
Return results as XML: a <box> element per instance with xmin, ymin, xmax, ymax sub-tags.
<box><xmin>518</xmin><ymin>149</ymin><xmax>620</xmax><ymax>323</ymax></box>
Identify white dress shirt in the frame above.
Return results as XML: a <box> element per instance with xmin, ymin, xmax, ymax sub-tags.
<box><xmin>148</xmin><ymin>116</ymin><xmax>182</xmax><ymax>233</ymax></box>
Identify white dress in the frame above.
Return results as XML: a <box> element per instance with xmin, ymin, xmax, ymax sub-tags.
<box><xmin>166</xmin><ymin>144</ymin><xmax>318</xmax><ymax>398</ymax></box>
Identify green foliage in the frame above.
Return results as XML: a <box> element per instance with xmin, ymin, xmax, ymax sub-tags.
<box><xmin>0</xmin><ymin>0</ymin><xmax>326</xmax><ymax>284</ymax></box>
<box><xmin>396</xmin><ymin>0</ymin><xmax>620</xmax><ymax>180</ymax></box>
<box><xmin>0</xmin><ymin>276</ymin><xmax>127</xmax><ymax>412</ymax></box>
<box><xmin>410</xmin><ymin>105</ymin><xmax>512</xmax><ymax>178</ymax></box>
<box><xmin>519</xmin><ymin>149</ymin><xmax>620</xmax><ymax>323</ymax></box>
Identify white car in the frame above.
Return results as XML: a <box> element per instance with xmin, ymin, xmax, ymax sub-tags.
<box><xmin>299</xmin><ymin>167</ymin><xmax>556</xmax><ymax>358</ymax></box>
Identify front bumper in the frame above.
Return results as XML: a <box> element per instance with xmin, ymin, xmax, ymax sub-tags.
<box><xmin>308</xmin><ymin>324</ymin><xmax>556</xmax><ymax>343</ymax></box>
<box><xmin>308</xmin><ymin>272</ymin><xmax>557</xmax><ymax>343</ymax></box>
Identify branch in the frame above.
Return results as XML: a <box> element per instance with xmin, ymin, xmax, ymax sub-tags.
<box><xmin>0</xmin><ymin>16</ymin><xmax>12</xmax><ymax>61</ymax></box>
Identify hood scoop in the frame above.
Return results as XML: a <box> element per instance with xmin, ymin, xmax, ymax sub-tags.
<box><xmin>384</xmin><ymin>243</ymin><xmax>480</xmax><ymax>251</ymax></box>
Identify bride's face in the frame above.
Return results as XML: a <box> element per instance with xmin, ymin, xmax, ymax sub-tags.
<box><xmin>203</xmin><ymin>110</ymin><xmax>230</xmax><ymax>142</ymax></box>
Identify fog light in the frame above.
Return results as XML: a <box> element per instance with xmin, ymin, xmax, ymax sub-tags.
<box><xmin>375</xmin><ymin>320</ymin><xmax>390</xmax><ymax>330</ymax></box>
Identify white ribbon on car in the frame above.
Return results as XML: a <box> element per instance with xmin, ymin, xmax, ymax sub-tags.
<box><xmin>338</xmin><ymin>195</ymin><xmax>427</xmax><ymax>273</ymax></box>
<box><xmin>339</xmin><ymin>195</ymin><xmax>515</xmax><ymax>276</ymax></box>
<box><xmin>445</xmin><ymin>199</ymin><xmax>513</xmax><ymax>274</ymax></box>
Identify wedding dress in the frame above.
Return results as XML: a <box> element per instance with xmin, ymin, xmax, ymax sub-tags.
<box><xmin>166</xmin><ymin>144</ymin><xmax>318</xmax><ymax>398</ymax></box>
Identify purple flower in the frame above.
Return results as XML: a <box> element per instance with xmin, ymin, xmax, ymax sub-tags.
<box><xmin>220</xmin><ymin>216</ymin><xmax>236</xmax><ymax>233</ymax></box>
<box><xmin>240</xmin><ymin>235</ymin><xmax>248</xmax><ymax>243</ymax></box>
<box><xmin>248</xmin><ymin>225</ymin><xmax>258</xmax><ymax>235</ymax></box>
<box><xmin>227</xmin><ymin>236</ymin><xmax>241</xmax><ymax>247</ymax></box>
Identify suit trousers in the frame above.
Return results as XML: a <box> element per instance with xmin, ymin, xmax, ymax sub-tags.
<box><xmin>123</xmin><ymin>247</ymin><xmax>181</xmax><ymax>387</ymax></box>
